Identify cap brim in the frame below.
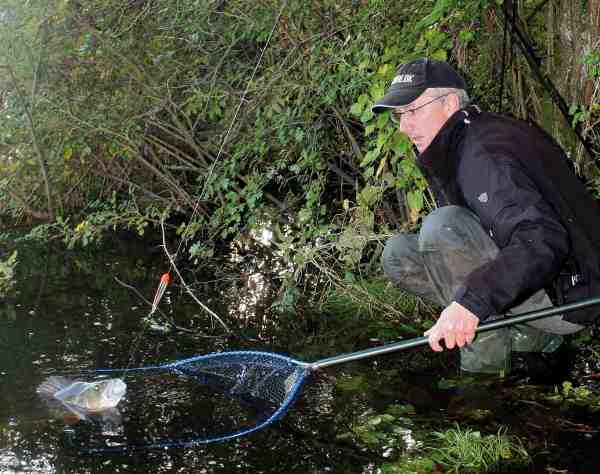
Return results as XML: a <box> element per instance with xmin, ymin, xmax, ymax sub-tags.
<box><xmin>371</xmin><ymin>86</ymin><xmax>424</xmax><ymax>114</ymax></box>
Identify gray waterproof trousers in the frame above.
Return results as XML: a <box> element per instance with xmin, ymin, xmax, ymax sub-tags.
<box><xmin>383</xmin><ymin>206</ymin><xmax>584</xmax><ymax>374</ymax></box>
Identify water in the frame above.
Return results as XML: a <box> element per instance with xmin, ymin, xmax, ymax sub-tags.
<box><xmin>0</xmin><ymin>236</ymin><xmax>368</xmax><ymax>473</ymax></box>
<box><xmin>1</xmin><ymin>233</ymin><xmax>600</xmax><ymax>473</ymax></box>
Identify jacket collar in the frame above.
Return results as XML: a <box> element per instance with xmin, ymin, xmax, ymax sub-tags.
<box><xmin>415</xmin><ymin>105</ymin><xmax>482</xmax><ymax>206</ymax></box>
<box><xmin>417</xmin><ymin>105</ymin><xmax>482</xmax><ymax>176</ymax></box>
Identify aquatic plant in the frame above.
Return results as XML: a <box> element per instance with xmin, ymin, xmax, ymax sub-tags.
<box><xmin>547</xmin><ymin>380</ymin><xmax>600</xmax><ymax>412</ymax></box>
<box><xmin>429</xmin><ymin>424</ymin><xmax>529</xmax><ymax>473</ymax></box>
<box><xmin>337</xmin><ymin>405</ymin><xmax>418</xmax><ymax>451</ymax></box>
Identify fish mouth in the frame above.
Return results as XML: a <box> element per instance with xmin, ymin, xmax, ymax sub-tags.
<box><xmin>108</xmin><ymin>380</ymin><xmax>127</xmax><ymax>398</ymax></box>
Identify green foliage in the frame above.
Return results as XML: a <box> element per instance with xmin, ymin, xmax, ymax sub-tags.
<box><xmin>584</xmin><ymin>48</ymin><xmax>600</xmax><ymax>79</ymax></box>
<box><xmin>336</xmin><ymin>374</ymin><xmax>370</xmax><ymax>392</ymax></box>
<box><xmin>19</xmin><ymin>194</ymin><xmax>163</xmax><ymax>248</ymax></box>
<box><xmin>436</xmin><ymin>376</ymin><xmax>478</xmax><ymax>390</ymax></box>
<box><xmin>378</xmin><ymin>457</ymin><xmax>436</xmax><ymax>474</ymax></box>
<box><xmin>1</xmin><ymin>0</ymin><xmax>598</xmax><ymax>307</ymax></box>
<box><xmin>338</xmin><ymin>406</ymin><xmax>527</xmax><ymax>473</ymax></box>
<box><xmin>0</xmin><ymin>250</ymin><xmax>18</xmax><ymax>298</ymax></box>
<box><xmin>3</xmin><ymin>0</ymin><xmax>487</xmax><ymax>245</ymax></box>
<box><xmin>546</xmin><ymin>381</ymin><xmax>600</xmax><ymax>412</ymax></box>
<box><xmin>271</xmin><ymin>284</ymin><xmax>301</xmax><ymax>316</ymax></box>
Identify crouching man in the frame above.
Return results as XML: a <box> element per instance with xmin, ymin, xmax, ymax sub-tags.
<box><xmin>373</xmin><ymin>58</ymin><xmax>600</xmax><ymax>374</ymax></box>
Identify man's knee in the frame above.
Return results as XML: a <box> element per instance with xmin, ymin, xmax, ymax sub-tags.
<box><xmin>383</xmin><ymin>234</ymin><xmax>414</xmax><ymax>273</ymax></box>
<box><xmin>419</xmin><ymin>206</ymin><xmax>482</xmax><ymax>251</ymax></box>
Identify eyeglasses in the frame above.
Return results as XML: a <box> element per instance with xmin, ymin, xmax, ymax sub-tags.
<box><xmin>390</xmin><ymin>93</ymin><xmax>451</xmax><ymax>124</ymax></box>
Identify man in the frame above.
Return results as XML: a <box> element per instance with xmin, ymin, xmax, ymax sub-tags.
<box><xmin>372</xmin><ymin>58</ymin><xmax>600</xmax><ymax>374</ymax></box>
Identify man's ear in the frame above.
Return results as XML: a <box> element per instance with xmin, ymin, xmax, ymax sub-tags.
<box><xmin>445</xmin><ymin>93</ymin><xmax>462</xmax><ymax>114</ymax></box>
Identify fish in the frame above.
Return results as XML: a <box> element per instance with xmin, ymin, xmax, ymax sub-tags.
<box><xmin>37</xmin><ymin>376</ymin><xmax>126</xmax><ymax>411</ymax></box>
<box><xmin>43</xmin><ymin>396</ymin><xmax>124</xmax><ymax>434</ymax></box>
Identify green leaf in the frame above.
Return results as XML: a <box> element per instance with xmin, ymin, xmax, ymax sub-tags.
<box><xmin>377</xmin><ymin>63</ymin><xmax>393</xmax><ymax>78</ymax></box>
<box><xmin>431</xmin><ymin>49</ymin><xmax>448</xmax><ymax>61</ymax></box>
<box><xmin>360</xmin><ymin>149</ymin><xmax>380</xmax><ymax>167</ymax></box>
<box><xmin>391</xmin><ymin>134</ymin><xmax>411</xmax><ymax>156</ymax></box>
<box><xmin>386</xmin><ymin>404</ymin><xmax>416</xmax><ymax>416</ymax></box>
<box><xmin>376</xmin><ymin>112</ymin><xmax>390</xmax><ymax>128</ymax></box>
<box><xmin>407</xmin><ymin>190</ymin><xmax>424</xmax><ymax>213</ymax></box>
<box><xmin>416</xmin><ymin>0</ymin><xmax>452</xmax><ymax>30</ymax></box>
<box><xmin>360</xmin><ymin>108</ymin><xmax>374</xmax><ymax>123</ymax></box>
<box><xmin>351</xmin><ymin>94</ymin><xmax>369</xmax><ymax>116</ymax></box>
<box><xmin>369</xmin><ymin>82</ymin><xmax>386</xmax><ymax>101</ymax></box>
<box><xmin>350</xmin><ymin>101</ymin><xmax>365</xmax><ymax>116</ymax></box>
<box><xmin>375</xmin><ymin>154</ymin><xmax>387</xmax><ymax>178</ymax></box>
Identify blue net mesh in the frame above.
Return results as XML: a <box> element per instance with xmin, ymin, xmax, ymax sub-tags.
<box><xmin>171</xmin><ymin>352</ymin><xmax>308</xmax><ymax>408</ymax></box>
<box><xmin>68</xmin><ymin>351</ymin><xmax>309</xmax><ymax>453</ymax></box>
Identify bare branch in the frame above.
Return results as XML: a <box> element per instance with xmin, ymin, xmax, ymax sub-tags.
<box><xmin>160</xmin><ymin>216</ymin><xmax>231</xmax><ymax>334</ymax></box>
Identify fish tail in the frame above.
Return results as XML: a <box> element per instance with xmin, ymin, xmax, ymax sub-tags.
<box><xmin>36</xmin><ymin>376</ymin><xmax>73</xmax><ymax>397</ymax></box>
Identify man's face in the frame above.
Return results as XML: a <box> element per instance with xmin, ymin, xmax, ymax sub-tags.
<box><xmin>393</xmin><ymin>90</ymin><xmax>459</xmax><ymax>153</ymax></box>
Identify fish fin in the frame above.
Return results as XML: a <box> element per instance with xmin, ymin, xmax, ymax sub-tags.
<box><xmin>36</xmin><ymin>376</ymin><xmax>74</xmax><ymax>397</ymax></box>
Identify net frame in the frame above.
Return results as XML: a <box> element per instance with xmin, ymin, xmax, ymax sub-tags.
<box><xmin>83</xmin><ymin>351</ymin><xmax>311</xmax><ymax>452</ymax></box>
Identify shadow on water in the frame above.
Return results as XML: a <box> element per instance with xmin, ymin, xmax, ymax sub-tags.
<box><xmin>1</xmin><ymin>232</ymin><xmax>599</xmax><ymax>473</ymax></box>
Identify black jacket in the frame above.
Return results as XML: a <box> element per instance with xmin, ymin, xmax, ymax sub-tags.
<box><xmin>417</xmin><ymin>105</ymin><xmax>600</xmax><ymax>324</ymax></box>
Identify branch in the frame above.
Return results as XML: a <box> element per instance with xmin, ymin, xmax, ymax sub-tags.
<box><xmin>498</xmin><ymin>5</ymin><xmax>600</xmax><ymax>163</ymax></box>
<box><xmin>5</xmin><ymin>62</ymin><xmax>54</xmax><ymax>220</ymax></box>
<box><xmin>4</xmin><ymin>187</ymin><xmax>51</xmax><ymax>221</ymax></box>
<box><xmin>331</xmin><ymin>106</ymin><xmax>364</xmax><ymax>164</ymax></box>
<box><xmin>159</xmin><ymin>218</ymin><xmax>231</xmax><ymax>334</ymax></box>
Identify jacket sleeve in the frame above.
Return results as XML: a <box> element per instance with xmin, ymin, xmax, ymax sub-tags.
<box><xmin>453</xmin><ymin>157</ymin><xmax>570</xmax><ymax>321</ymax></box>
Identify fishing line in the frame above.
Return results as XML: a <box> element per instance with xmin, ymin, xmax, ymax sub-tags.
<box><xmin>41</xmin><ymin>7</ymin><xmax>291</xmax><ymax>442</ymax></box>
<box><xmin>148</xmin><ymin>0</ymin><xmax>288</xmax><ymax>321</ymax></box>
<box><xmin>105</xmin><ymin>0</ymin><xmax>288</xmax><ymax>379</ymax></box>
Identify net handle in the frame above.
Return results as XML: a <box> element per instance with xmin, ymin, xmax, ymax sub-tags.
<box><xmin>310</xmin><ymin>296</ymin><xmax>600</xmax><ymax>369</ymax></box>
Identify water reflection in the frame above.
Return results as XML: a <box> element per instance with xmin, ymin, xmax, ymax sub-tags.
<box><xmin>0</xmin><ymin>236</ymin><xmax>376</xmax><ymax>473</ymax></box>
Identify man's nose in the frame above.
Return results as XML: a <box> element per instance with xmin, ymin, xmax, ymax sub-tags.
<box><xmin>399</xmin><ymin>116</ymin><xmax>413</xmax><ymax>135</ymax></box>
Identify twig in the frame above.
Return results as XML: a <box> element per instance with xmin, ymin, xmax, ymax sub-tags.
<box><xmin>330</xmin><ymin>106</ymin><xmax>363</xmax><ymax>163</ymax></box>
<box><xmin>160</xmin><ymin>218</ymin><xmax>231</xmax><ymax>334</ymax></box>
<box><xmin>89</xmin><ymin>167</ymin><xmax>173</xmax><ymax>205</ymax></box>
<box><xmin>556</xmin><ymin>418</ymin><xmax>598</xmax><ymax>433</ymax></box>
<box><xmin>516</xmin><ymin>399</ymin><xmax>550</xmax><ymax>410</ymax></box>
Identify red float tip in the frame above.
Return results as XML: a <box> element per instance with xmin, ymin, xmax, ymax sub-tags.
<box><xmin>160</xmin><ymin>273</ymin><xmax>171</xmax><ymax>284</ymax></box>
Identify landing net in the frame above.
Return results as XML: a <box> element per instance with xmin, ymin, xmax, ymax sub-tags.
<box><xmin>72</xmin><ymin>351</ymin><xmax>309</xmax><ymax>452</ymax></box>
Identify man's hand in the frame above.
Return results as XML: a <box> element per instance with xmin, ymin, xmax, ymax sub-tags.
<box><xmin>424</xmin><ymin>302</ymin><xmax>479</xmax><ymax>352</ymax></box>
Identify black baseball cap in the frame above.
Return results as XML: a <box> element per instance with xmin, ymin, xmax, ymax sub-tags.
<box><xmin>372</xmin><ymin>58</ymin><xmax>466</xmax><ymax>113</ymax></box>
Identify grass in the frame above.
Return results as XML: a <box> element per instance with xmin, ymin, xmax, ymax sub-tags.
<box><xmin>320</xmin><ymin>277</ymin><xmax>425</xmax><ymax>322</ymax></box>
<box><xmin>380</xmin><ymin>424</ymin><xmax>529</xmax><ymax>473</ymax></box>
<box><xmin>429</xmin><ymin>424</ymin><xmax>529</xmax><ymax>473</ymax></box>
